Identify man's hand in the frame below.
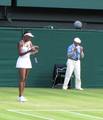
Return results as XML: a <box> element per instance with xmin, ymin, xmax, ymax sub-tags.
<box><xmin>73</xmin><ymin>47</ymin><xmax>77</xmax><ymax>52</ymax></box>
<box><xmin>80</xmin><ymin>46</ymin><xmax>83</xmax><ymax>52</ymax></box>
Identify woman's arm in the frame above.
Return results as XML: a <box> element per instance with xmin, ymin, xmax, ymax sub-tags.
<box><xmin>30</xmin><ymin>45</ymin><xmax>39</xmax><ymax>55</ymax></box>
<box><xmin>30</xmin><ymin>41</ymin><xmax>39</xmax><ymax>55</ymax></box>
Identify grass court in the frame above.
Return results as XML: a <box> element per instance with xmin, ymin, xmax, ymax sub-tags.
<box><xmin>0</xmin><ymin>88</ymin><xmax>103</xmax><ymax>120</ymax></box>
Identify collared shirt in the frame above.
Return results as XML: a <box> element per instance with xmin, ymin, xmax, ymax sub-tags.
<box><xmin>67</xmin><ymin>43</ymin><xmax>82</xmax><ymax>60</ymax></box>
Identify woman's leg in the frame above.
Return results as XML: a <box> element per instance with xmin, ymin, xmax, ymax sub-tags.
<box><xmin>25</xmin><ymin>69</ymin><xmax>30</xmax><ymax>82</ymax></box>
<box><xmin>23</xmin><ymin>69</ymin><xmax>30</xmax><ymax>89</ymax></box>
<box><xmin>18</xmin><ymin>68</ymin><xmax>27</xmax><ymax>97</ymax></box>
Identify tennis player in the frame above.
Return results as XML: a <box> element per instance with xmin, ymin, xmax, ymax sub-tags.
<box><xmin>16</xmin><ymin>32</ymin><xmax>39</xmax><ymax>102</ymax></box>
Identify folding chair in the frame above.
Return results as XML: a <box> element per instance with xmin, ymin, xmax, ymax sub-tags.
<box><xmin>52</xmin><ymin>64</ymin><xmax>67</xmax><ymax>88</ymax></box>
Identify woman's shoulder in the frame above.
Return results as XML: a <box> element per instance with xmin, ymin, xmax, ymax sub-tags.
<box><xmin>18</xmin><ymin>40</ymin><xmax>24</xmax><ymax>46</ymax></box>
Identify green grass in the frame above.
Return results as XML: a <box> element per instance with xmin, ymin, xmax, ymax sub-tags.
<box><xmin>0</xmin><ymin>87</ymin><xmax>103</xmax><ymax>120</ymax></box>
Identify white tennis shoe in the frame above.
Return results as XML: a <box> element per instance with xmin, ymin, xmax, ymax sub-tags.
<box><xmin>62</xmin><ymin>86</ymin><xmax>68</xmax><ymax>90</ymax></box>
<box><xmin>76</xmin><ymin>88</ymin><xmax>84</xmax><ymax>91</ymax></box>
<box><xmin>18</xmin><ymin>96</ymin><xmax>27</xmax><ymax>102</ymax></box>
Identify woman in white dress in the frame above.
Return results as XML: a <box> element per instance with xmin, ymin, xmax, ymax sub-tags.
<box><xmin>16</xmin><ymin>32</ymin><xmax>39</xmax><ymax>102</ymax></box>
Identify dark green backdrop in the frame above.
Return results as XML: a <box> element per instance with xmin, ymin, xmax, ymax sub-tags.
<box><xmin>0</xmin><ymin>27</ymin><xmax>103</xmax><ymax>88</ymax></box>
<box><xmin>17</xmin><ymin>0</ymin><xmax>103</xmax><ymax>10</ymax></box>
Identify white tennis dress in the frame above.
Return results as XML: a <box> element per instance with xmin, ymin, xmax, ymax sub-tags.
<box><xmin>16</xmin><ymin>40</ymin><xmax>32</xmax><ymax>69</ymax></box>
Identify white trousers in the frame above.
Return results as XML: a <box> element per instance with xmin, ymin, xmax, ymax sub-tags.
<box><xmin>63</xmin><ymin>59</ymin><xmax>82</xmax><ymax>89</ymax></box>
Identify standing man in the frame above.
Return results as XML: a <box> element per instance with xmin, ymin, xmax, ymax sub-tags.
<box><xmin>63</xmin><ymin>37</ymin><xmax>84</xmax><ymax>90</ymax></box>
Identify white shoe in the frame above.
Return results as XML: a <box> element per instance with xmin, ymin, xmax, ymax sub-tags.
<box><xmin>18</xmin><ymin>96</ymin><xmax>27</xmax><ymax>102</ymax></box>
<box><xmin>76</xmin><ymin>88</ymin><xmax>84</xmax><ymax>91</ymax></box>
<box><xmin>62</xmin><ymin>86</ymin><xmax>68</xmax><ymax>90</ymax></box>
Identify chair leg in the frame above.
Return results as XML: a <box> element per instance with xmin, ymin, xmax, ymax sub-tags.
<box><xmin>52</xmin><ymin>74</ymin><xmax>58</xmax><ymax>88</ymax></box>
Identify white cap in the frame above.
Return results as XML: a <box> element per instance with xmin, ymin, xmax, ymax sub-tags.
<box><xmin>74</xmin><ymin>37</ymin><xmax>81</xmax><ymax>44</ymax></box>
<box><xmin>24</xmin><ymin>32</ymin><xmax>34</xmax><ymax>37</ymax></box>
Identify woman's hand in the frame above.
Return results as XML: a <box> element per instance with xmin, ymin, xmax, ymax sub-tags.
<box><xmin>30</xmin><ymin>45</ymin><xmax>39</xmax><ymax>54</ymax></box>
<box><xmin>31</xmin><ymin>46</ymin><xmax>36</xmax><ymax>52</ymax></box>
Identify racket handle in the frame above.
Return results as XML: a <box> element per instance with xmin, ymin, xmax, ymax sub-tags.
<box><xmin>34</xmin><ymin>57</ymin><xmax>38</xmax><ymax>63</ymax></box>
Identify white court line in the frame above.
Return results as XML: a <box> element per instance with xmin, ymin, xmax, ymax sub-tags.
<box><xmin>7</xmin><ymin>109</ymin><xmax>103</xmax><ymax>112</ymax></box>
<box><xmin>7</xmin><ymin>109</ymin><xmax>54</xmax><ymax>120</ymax></box>
<box><xmin>67</xmin><ymin>111</ymin><xmax>103</xmax><ymax>120</ymax></box>
<box><xmin>7</xmin><ymin>109</ymin><xmax>103</xmax><ymax>120</ymax></box>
